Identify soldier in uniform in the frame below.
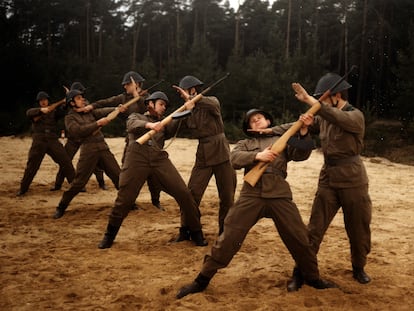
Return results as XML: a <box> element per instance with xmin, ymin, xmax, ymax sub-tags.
<box><xmin>97</xmin><ymin>91</ymin><xmax>208</xmax><ymax>249</ymax></box>
<box><xmin>176</xmin><ymin>108</ymin><xmax>338</xmax><ymax>299</ymax></box>
<box><xmin>51</xmin><ymin>82</ymin><xmax>107</xmax><ymax>191</ymax></box>
<box><xmin>17</xmin><ymin>91</ymin><xmax>75</xmax><ymax>196</ymax></box>
<box><xmin>286</xmin><ymin>73</ymin><xmax>372</xmax><ymax>291</ymax></box>
<box><xmin>53</xmin><ymin>89</ymin><xmax>121</xmax><ymax>219</ymax></box>
<box><xmin>173</xmin><ymin>75</ymin><xmax>237</xmax><ymax>237</ymax></box>
<box><xmin>80</xmin><ymin>71</ymin><xmax>163</xmax><ymax>209</ymax></box>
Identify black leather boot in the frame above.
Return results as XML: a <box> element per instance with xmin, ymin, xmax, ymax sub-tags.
<box><xmin>190</xmin><ymin>230</ymin><xmax>208</xmax><ymax>247</ymax></box>
<box><xmin>352</xmin><ymin>265</ymin><xmax>371</xmax><ymax>284</ymax></box>
<box><xmin>50</xmin><ymin>185</ymin><xmax>61</xmax><ymax>191</ymax></box>
<box><xmin>53</xmin><ymin>203</ymin><xmax>67</xmax><ymax>219</ymax></box>
<box><xmin>98</xmin><ymin>224</ymin><xmax>120</xmax><ymax>249</ymax></box>
<box><xmin>98</xmin><ymin>180</ymin><xmax>107</xmax><ymax>190</ymax></box>
<box><xmin>306</xmin><ymin>278</ymin><xmax>339</xmax><ymax>289</ymax></box>
<box><xmin>151</xmin><ymin>198</ymin><xmax>165</xmax><ymax>211</ymax></box>
<box><xmin>287</xmin><ymin>267</ymin><xmax>304</xmax><ymax>292</ymax></box>
<box><xmin>175</xmin><ymin>226</ymin><xmax>191</xmax><ymax>242</ymax></box>
<box><xmin>176</xmin><ymin>273</ymin><xmax>211</xmax><ymax>299</ymax></box>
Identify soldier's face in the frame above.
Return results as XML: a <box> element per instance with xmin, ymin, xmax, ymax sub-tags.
<box><xmin>72</xmin><ymin>94</ymin><xmax>86</xmax><ymax>108</ymax></box>
<box><xmin>38</xmin><ymin>98</ymin><xmax>49</xmax><ymax>107</ymax></box>
<box><xmin>249</xmin><ymin>113</ymin><xmax>270</xmax><ymax>131</ymax></box>
<box><xmin>148</xmin><ymin>99</ymin><xmax>167</xmax><ymax>119</ymax></box>
<box><xmin>153</xmin><ymin>100</ymin><xmax>167</xmax><ymax>117</ymax></box>
<box><xmin>124</xmin><ymin>81</ymin><xmax>142</xmax><ymax>94</ymax></box>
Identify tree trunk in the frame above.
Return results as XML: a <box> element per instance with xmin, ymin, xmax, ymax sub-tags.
<box><xmin>235</xmin><ymin>8</ymin><xmax>240</xmax><ymax>56</ymax></box>
<box><xmin>356</xmin><ymin>0</ymin><xmax>368</xmax><ymax>108</ymax></box>
<box><xmin>285</xmin><ymin>0</ymin><xmax>292</xmax><ymax>59</ymax></box>
<box><xmin>86</xmin><ymin>1</ymin><xmax>90</xmax><ymax>63</ymax></box>
<box><xmin>132</xmin><ymin>18</ymin><xmax>142</xmax><ymax>69</ymax></box>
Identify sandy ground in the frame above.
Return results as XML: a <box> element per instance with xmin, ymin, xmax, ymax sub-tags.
<box><xmin>0</xmin><ymin>136</ymin><xmax>413</xmax><ymax>310</ymax></box>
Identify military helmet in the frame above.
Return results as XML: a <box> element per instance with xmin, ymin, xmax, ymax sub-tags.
<box><xmin>144</xmin><ymin>91</ymin><xmax>169</xmax><ymax>105</ymax></box>
<box><xmin>66</xmin><ymin>89</ymin><xmax>83</xmax><ymax>105</ymax></box>
<box><xmin>242</xmin><ymin>108</ymin><xmax>274</xmax><ymax>137</ymax></box>
<box><xmin>70</xmin><ymin>82</ymin><xmax>86</xmax><ymax>92</ymax></box>
<box><xmin>36</xmin><ymin>91</ymin><xmax>50</xmax><ymax>101</ymax></box>
<box><xmin>313</xmin><ymin>72</ymin><xmax>352</xmax><ymax>97</ymax></box>
<box><xmin>178</xmin><ymin>75</ymin><xmax>204</xmax><ymax>90</ymax></box>
<box><xmin>122</xmin><ymin>71</ymin><xmax>145</xmax><ymax>85</ymax></box>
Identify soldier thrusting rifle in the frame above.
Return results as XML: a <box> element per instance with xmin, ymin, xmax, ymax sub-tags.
<box><xmin>98</xmin><ymin>91</ymin><xmax>208</xmax><ymax>249</ymax></box>
<box><xmin>17</xmin><ymin>91</ymin><xmax>75</xmax><ymax>196</ymax></box>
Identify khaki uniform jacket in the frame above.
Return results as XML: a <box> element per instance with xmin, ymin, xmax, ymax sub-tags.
<box><xmin>232</xmin><ymin>126</ymin><xmax>313</xmax><ymax>199</ymax></box>
<box><xmin>181</xmin><ymin>96</ymin><xmax>230</xmax><ymax>166</ymax></box>
<box><xmin>312</xmin><ymin>103</ymin><xmax>369</xmax><ymax>188</ymax></box>
<box><xmin>65</xmin><ymin>107</ymin><xmax>115</xmax><ymax>152</ymax></box>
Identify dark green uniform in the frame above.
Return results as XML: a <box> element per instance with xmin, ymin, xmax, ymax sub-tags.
<box><xmin>107</xmin><ymin>112</ymin><xmax>202</xmax><ymax>233</ymax></box>
<box><xmin>200</xmin><ymin>126</ymin><xmax>320</xmax><ymax>281</ymax></box>
<box><xmin>54</xmin><ymin>107</ymin><xmax>121</xmax><ymax>216</ymax></box>
<box><xmin>18</xmin><ymin>106</ymin><xmax>75</xmax><ymax>195</ymax></box>
<box><xmin>308</xmin><ymin>103</ymin><xmax>372</xmax><ymax>269</ymax></box>
<box><xmin>181</xmin><ymin>96</ymin><xmax>236</xmax><ymax>234</ymax></box>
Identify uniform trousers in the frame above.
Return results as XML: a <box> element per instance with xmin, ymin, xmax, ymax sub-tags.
<box><xmin>108</xmin><ymin>143</ymin><xmax>201</xmax><ymax>231</ymax></box>
<box><xmin>20</xmin><ymin>135</ymin><xmax>75</xmax><ymax>193</ymax></box>
<box><xmin>59</xmin><ymin>144</ymin><xmax>120</xmax><ymax>207</ymax></box>
<box><xmin>188</xmin><ymin>160</ymin><xmax>236</xmax><ymax>233</ymax></box>
<box><xmin>54</xmin><ymin>139</ymin><xmax>104</xmax><ymax>188</ymax></box>
<box><xmin>200</xmin><ymin>195</ymin><xmax>320</xmax><ymax>281</ymax></box>
<box><xmin>308</xmin><ymin>185</ymin><xmax>372</xmax><ymax>268</ymax></box>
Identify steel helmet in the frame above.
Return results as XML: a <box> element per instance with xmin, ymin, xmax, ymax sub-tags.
<box><xmin>313</xmin><ymin>72</ymin><xmax>352</xmax><ymax>97</ymax></box>
<box><xmin>178</xmin><ymin>75</ymin><xmax>204</xmax><ymax>90</ymax></box>
<box><xmin>122</xmin><ymin>71</ymin><xmax>145</xmax><ymax>85</ymax></box>
<box><xmin>242</xmin><ymin>108</ymin><xmax>274</xmax><ymax>137</ymax></box>
<box><xmin>144</xmin><ymin>91</ymin><xmax>169</xmax><ymax>105</ymax></box>
<box><xmin>36</xmin><ymin>91</ymin><xmax>50</xmax><ymax>101</ymax></box>
<box><xmin>70</xmin><ymin>82</ymin><xmax>86</xmax><ymax>92</ymax></box>
<box><xmin>66</xmin><ymin>89</ymin><xmax>83</xmax><ymax>105</ymax></box>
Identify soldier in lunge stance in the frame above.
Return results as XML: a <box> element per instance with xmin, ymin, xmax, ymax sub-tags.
<box><xmin>286</xmin><ymin>73</ymin><xmax>372</xmax><ymax>291</ymax></box>
<box><xmin>80</xmin><ymin>71</ymin><xmax>163</xmax><ymax>209</ymax></box>
<box><xmin>17</xmin><ymin>91</ymin><xmax>75</xmax><ymax>196</ymax></box>
<box><xmin>51</xmin><ymin>82</ymin><xmax>107</xmax><ymax>192</ymax></box>
<box><xmin>176</xmin><ymin>108</ymin><xmax>337</xmax><ymax>299</ymax></box>
<box><xmin>98</xmin><ymin>91</ymin><xmax>207</xmax><ymax>249</ymax></box>
<box><xmin>53</xmin><ymin>89</ymin><xmax>121</xmax><ymax>219</ymax></box>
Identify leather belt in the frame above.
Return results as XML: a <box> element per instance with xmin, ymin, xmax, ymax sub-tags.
<box><xmin>198</xmin><ymin>133</ymin><xmax>224</xmax><ymax>143</ymax></box>
<box><xmin>325</xmin><ymin>155</ymin><xmax>360</xmax><ymax>166</ymax></box>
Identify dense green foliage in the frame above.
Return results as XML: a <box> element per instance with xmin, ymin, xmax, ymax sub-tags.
<box><xmin>1</xmin><ymin>0</ymin><xmax>414</xmax><ymax>139</ymax></box>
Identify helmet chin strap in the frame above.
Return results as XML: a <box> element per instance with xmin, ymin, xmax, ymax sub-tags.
<box><xmin>329</xmin><ymin>96</ymin><xmax>339</xmax><ymax>108</ymax></box>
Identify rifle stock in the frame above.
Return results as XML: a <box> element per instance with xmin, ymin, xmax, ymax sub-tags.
<box><xmin>135</xmin><ymin>73</ymin><xmax>230</xmax><ymax>145</ymax></box>
<box><xmin>33</xmin><ymin>98</ymin><xmax>66</xmax><ymax>122</ymax></box>
<box><xmin>243</xmin><ymin>102</ymin><xmax>321</xmax><ymax>187</ymax></box>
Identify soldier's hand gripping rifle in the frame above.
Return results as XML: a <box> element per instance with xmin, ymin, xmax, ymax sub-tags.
<box><xmin>104</xmin><ymin>79</ymin><xmax>164</xmax><ymax>122</ymax></box>
<box><xmin>136</xmin><ymin>72</ymin><xmax>230</xmax><ymax>145</ymax></box>
<box><xmin>243</xmin><ymin>66</ymin><xmax>357</xmax><ymax>187</ymax></box>
<box><xmin>33</xmin><ymin>86</ymin><xmax>69</xmax><ymax>122</ymax></box>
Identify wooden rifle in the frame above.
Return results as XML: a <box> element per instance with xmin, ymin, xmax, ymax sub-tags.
<box><xmin>243</xmin><ymin>66</ymin><xmax>357</xmax><ymax>187</ymax></box>
<box><xmin>136</xmin><ymin>73</ymin><xmax>230</xmax><ymax>145</ymax></box>
<box><xmin>105</xmin><ymin>79</ymin><xmax>165</xmax><ymax>122</ymax></box>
